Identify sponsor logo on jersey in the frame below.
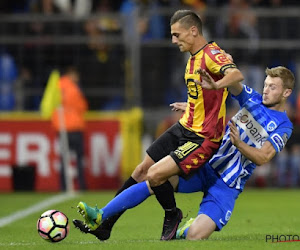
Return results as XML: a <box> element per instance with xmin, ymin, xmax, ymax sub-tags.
<box><xmin>174</xmin><ymin>141</ymin><xmax>199</xmax><ymax>159</ymax></box>
<box><xmin>233</xmin><ymin>108</ymin><xmax>268</xmax><ymax>148</ymax></box>
<box><xmin>271</xmin><ymin>133</ymin><xmax>284</xmax><ymax>151</ymax></box>
<box><xmin>211</xmin><ymin>49</ymin><xmax>221</xmax><ymax>55</ymax></box>
<box><xmin>267</xmin><ymin>121</ymin><xmax>277</xmax><ymax>132</ymax></box>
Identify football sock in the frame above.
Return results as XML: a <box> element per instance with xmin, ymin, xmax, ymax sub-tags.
<box><xmin>115</xmin><ymin>176</ymin><xmax>137</xmax><ymax>196</ymax></box>
<box><xmin>151</xmin><ymin>181</ymin><xmax>177</xmax><ymax>216</ymax></box>
<box><xmin>100</xmin><ymin>176</ymin><xmax>137</xmax><ymax>229</ymax></box>
<box><xmin>101</xmin><ymin>181</ymin><xmax>151</xmax><ymax>221</ymax></box>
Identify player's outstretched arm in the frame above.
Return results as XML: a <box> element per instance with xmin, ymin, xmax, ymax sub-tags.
<box><xmin>229</xmin><ymin>121</ymin><xmax>276</xmax><ymax>166</ymax></box>
<box><xmin>196</xmin><ymin>68</ymin><xmax>244</xmax><ymax>96</ymax></box>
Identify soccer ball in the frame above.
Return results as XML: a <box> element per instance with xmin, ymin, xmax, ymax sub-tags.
<box><xmin>37</xmin><ymin>210</ymin><xmax>69</xmax><ymax>242</ymax></box>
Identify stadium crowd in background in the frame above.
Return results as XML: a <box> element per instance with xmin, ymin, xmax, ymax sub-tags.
<box><xmin>0</xmin><ymin>0</ymin><xmax>299</xmax><ymax>110</ymax></box>
<box><xmin>1</xmin><ymin>0</ymin><xmax>300</xmax><ymax>14</ymax></box>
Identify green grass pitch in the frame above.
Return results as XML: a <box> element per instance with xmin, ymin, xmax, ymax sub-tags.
<box><xmin>0</xmin><ymin>189</ymin><xmax>299</xmax><ymax>250</ymax></box>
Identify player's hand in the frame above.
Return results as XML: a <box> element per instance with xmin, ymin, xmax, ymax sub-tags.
<box><xmin>195</xmin><ymin>69</ymin><xmax>218</xmax><ymax>90</ymax></box>
<box><xmin>229</xmin><ymin>120</ymin><xmax>241</xmax><ymax>147</ymax></box>
<box><xmin>170</xmin><ymin>102</ymin><xmax>187</xmax><ymax>112</ymax></box>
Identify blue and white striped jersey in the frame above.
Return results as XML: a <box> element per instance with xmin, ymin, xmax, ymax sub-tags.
<box><xmin>208</xmin><ymin>85</ymin><xmax>293</xmax><ymax>190</ymax></box>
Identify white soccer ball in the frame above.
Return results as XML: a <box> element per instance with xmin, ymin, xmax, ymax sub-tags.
<box><xmin>37</xmin><ymin>210</ymin><xmax>69</xmax><ymax>242</ymax></box>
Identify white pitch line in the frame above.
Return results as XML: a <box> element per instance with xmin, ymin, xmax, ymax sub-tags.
<box><xmin>0</xmin><ymin>192</ymin><xmax>77</xmax><ymax>227</ymax></box>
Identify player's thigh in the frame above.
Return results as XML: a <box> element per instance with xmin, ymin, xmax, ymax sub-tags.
<box><xmin>187</xmin><ymin>214</ymin><xmax>216</xmax><ymax>240</ymax></box>
<box><xmin>177</xmin><ymin>168</ymin><xmax>206</xmax><ymax>193</ymax></box>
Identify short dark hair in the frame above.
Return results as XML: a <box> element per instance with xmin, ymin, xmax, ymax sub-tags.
<box><xmin>170</xmin><ymin>10</ymin><xmax>203</xmax><ymax>34</ymax></box>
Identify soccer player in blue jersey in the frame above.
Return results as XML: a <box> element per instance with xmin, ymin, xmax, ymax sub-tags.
<box><xmin>174</xmin><ymin>65</ymin><xmax>295</xmax><ymax>240</ymax></box>
<box><xmin>73</xmin><ymin>65</ymin><xmax>295</xmax><ymax>241</ymax></box>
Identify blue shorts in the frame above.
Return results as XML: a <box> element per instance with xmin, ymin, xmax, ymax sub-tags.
<box><xmin>177</xmin><ymin>163</ymin><xmax>241</xmax><ymax>231</ymax></box>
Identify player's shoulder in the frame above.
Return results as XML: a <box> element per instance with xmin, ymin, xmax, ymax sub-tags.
<box><xmin>204</xmin><ymin>41</ymin><xmax>223</xmax><ymax>54</ymax></box>
<box><xmin>264</xmin><ymin>106</ymin><xmax>293</xmax><ymax>131</ymax></box>
<box><xmin>276</xmin><ymin>112</ymin><xmax>293</xmax><ymax>128</ymax></box>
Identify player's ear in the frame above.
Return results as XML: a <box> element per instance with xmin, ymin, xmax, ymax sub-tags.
<box><xmin>283</xmin><ymin>88</ymin><xmax>292</xmax><ymax>98</ymax></box>
<box><xmin>191</xmin><ymin>26</ymin><xmax>198</xmax><ymax>36</ymax></box>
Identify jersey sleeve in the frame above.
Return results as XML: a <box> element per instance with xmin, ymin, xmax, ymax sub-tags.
<box><xmin>204</xmin><ymin>48</ymin><xmax>236</xmax><ymax>75</ymax></box>
<box><xmin>232</xmin><ymin>84</ymin><xmax>261</xmax><ymax>107</ymax></box>
<box><xmin>267</xmin><ymin>125</ymin><xmax>293</xmax><ymax>153</ymax></box>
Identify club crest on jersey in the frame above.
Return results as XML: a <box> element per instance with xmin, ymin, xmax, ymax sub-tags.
<box><xmin>215</xmin><ymin>53</ymin><xmax>228</xmax><ymax>63</ymax></box>
<box><xmin>244</xmin><ymin>85</ymin><xmax>253</xmax><ymax>94</ymax></box>
<box><xmin>267</xmin><ymin>121</ymin><xmax>277</xmax><ymax>132</ymax></box>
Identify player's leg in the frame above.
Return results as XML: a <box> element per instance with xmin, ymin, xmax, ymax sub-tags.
<box><xmin>76</xmin><ymin>175</ymin><xmax>182</xmax><ymax>235</ymax></box>
<box><xmin>176</xmin><ymin>211</ymin><xmax>217</xmax><ymax>240</ymax></box>
<box><xmin>177</xmin><ymin>163</ymin><xmax>240</xmax><ymax>240</ymax></box>
<box><xmin>81</xmin><ymin>175</ymin><xmax>182</xmax><ymax>227</ymax></box>
<box><xmin>148</xmin><ymin>138</ymin><xmax>220</xmax><ymax>240</ymax></box>
<box><xmin>187</xmin><ymin>215</ymin><xmax>216</xmax><ymax>240</ymax></box>
<box><xmin>177</xmin><ymin>214</ymin><xmax>216</xmax><ymax>240</ymax></box>
<box><xmin>77</xmin><ymin>181</ymin><xmax>154</xmax><ymax>226</ymax></box>
<box><xmin>75</xmin><ymin>155</ymin><xmax>174</xmax><ymax>233</ymax></box>
<box><xmin>147</xmin><ymin>156</ymin><xmax>182</xmax><ymax>240</ymax></box>
<box><xmin>73</xmin><ymin>154</ymin><xmax>154</xmax><ymax>239</ymax></box>
<box><xmin>98</xmin><ymin>123</ymin><xmax>181</xmax><ymax>232</ymax></box>
<box><xmin>175</xmin><ymin>165</ymin><xmax>213</xmax><ymax>240</ymax></box>
<box><xmin>74</xmin><ymin>123</ymin><xmax>181</xmax><ymax>240</ymax></box>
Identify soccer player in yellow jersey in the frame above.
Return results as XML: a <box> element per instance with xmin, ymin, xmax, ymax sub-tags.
<box><xmin>74</xmin><ymin>9</ymin><xmax>244</xmax><ymax>241</ymax></box>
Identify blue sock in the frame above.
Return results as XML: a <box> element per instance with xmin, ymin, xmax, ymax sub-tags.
<box><xmin>101</xmin><ymin>181</ymin><xmax>151</xmax><ymax>220</ymax></box>
<box><xmin>183</xmin><ymin>227</ymin><xmax>190</xmax><ymax>238</ymax></box>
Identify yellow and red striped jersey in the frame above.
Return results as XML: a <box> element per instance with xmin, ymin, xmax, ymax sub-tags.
<box><xmin>179</xmin><ymin>41</ymin><xmax>236</xmax><ymax>142</ymax></box>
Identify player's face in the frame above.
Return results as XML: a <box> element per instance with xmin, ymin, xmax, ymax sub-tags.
<box><xmin>262</xmin><ymin>76</ymin><xmax>286</xmax><ymax>108</ymax></box>
<box><xmin>171</xmin><ymin>22</ymin><xmax>195</xmax><ymax>53</ymax></box>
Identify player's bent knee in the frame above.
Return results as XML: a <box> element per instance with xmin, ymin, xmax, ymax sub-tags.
<box><xmin>186</xmin><ymin>214</ymin><xmax>215</xmax><ymax>240</ymax></box>
<box><xmin>132</xmin><ymin>164</ymin><xmax>149</xmax><ymax>182</ymax></box>
<box><xmin>146</xmin><ymin>168</ymin><xmax>161</xmax><ymax>187</ymax></box>
<box><xmin>186</xmin><ymin>229</ymin><xmax>210</xmax><ymax>240</ymax></box>
<box><xmin>132</xmin><ymin>154</ymin><xmax>155</xmax><ymax>182</ymax></box>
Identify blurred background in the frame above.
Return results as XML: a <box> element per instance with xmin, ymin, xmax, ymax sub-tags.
<box><xmin>0</xmin><ymin>0</ymin><xmax>299</xmax><ymax>191</ymax></box>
